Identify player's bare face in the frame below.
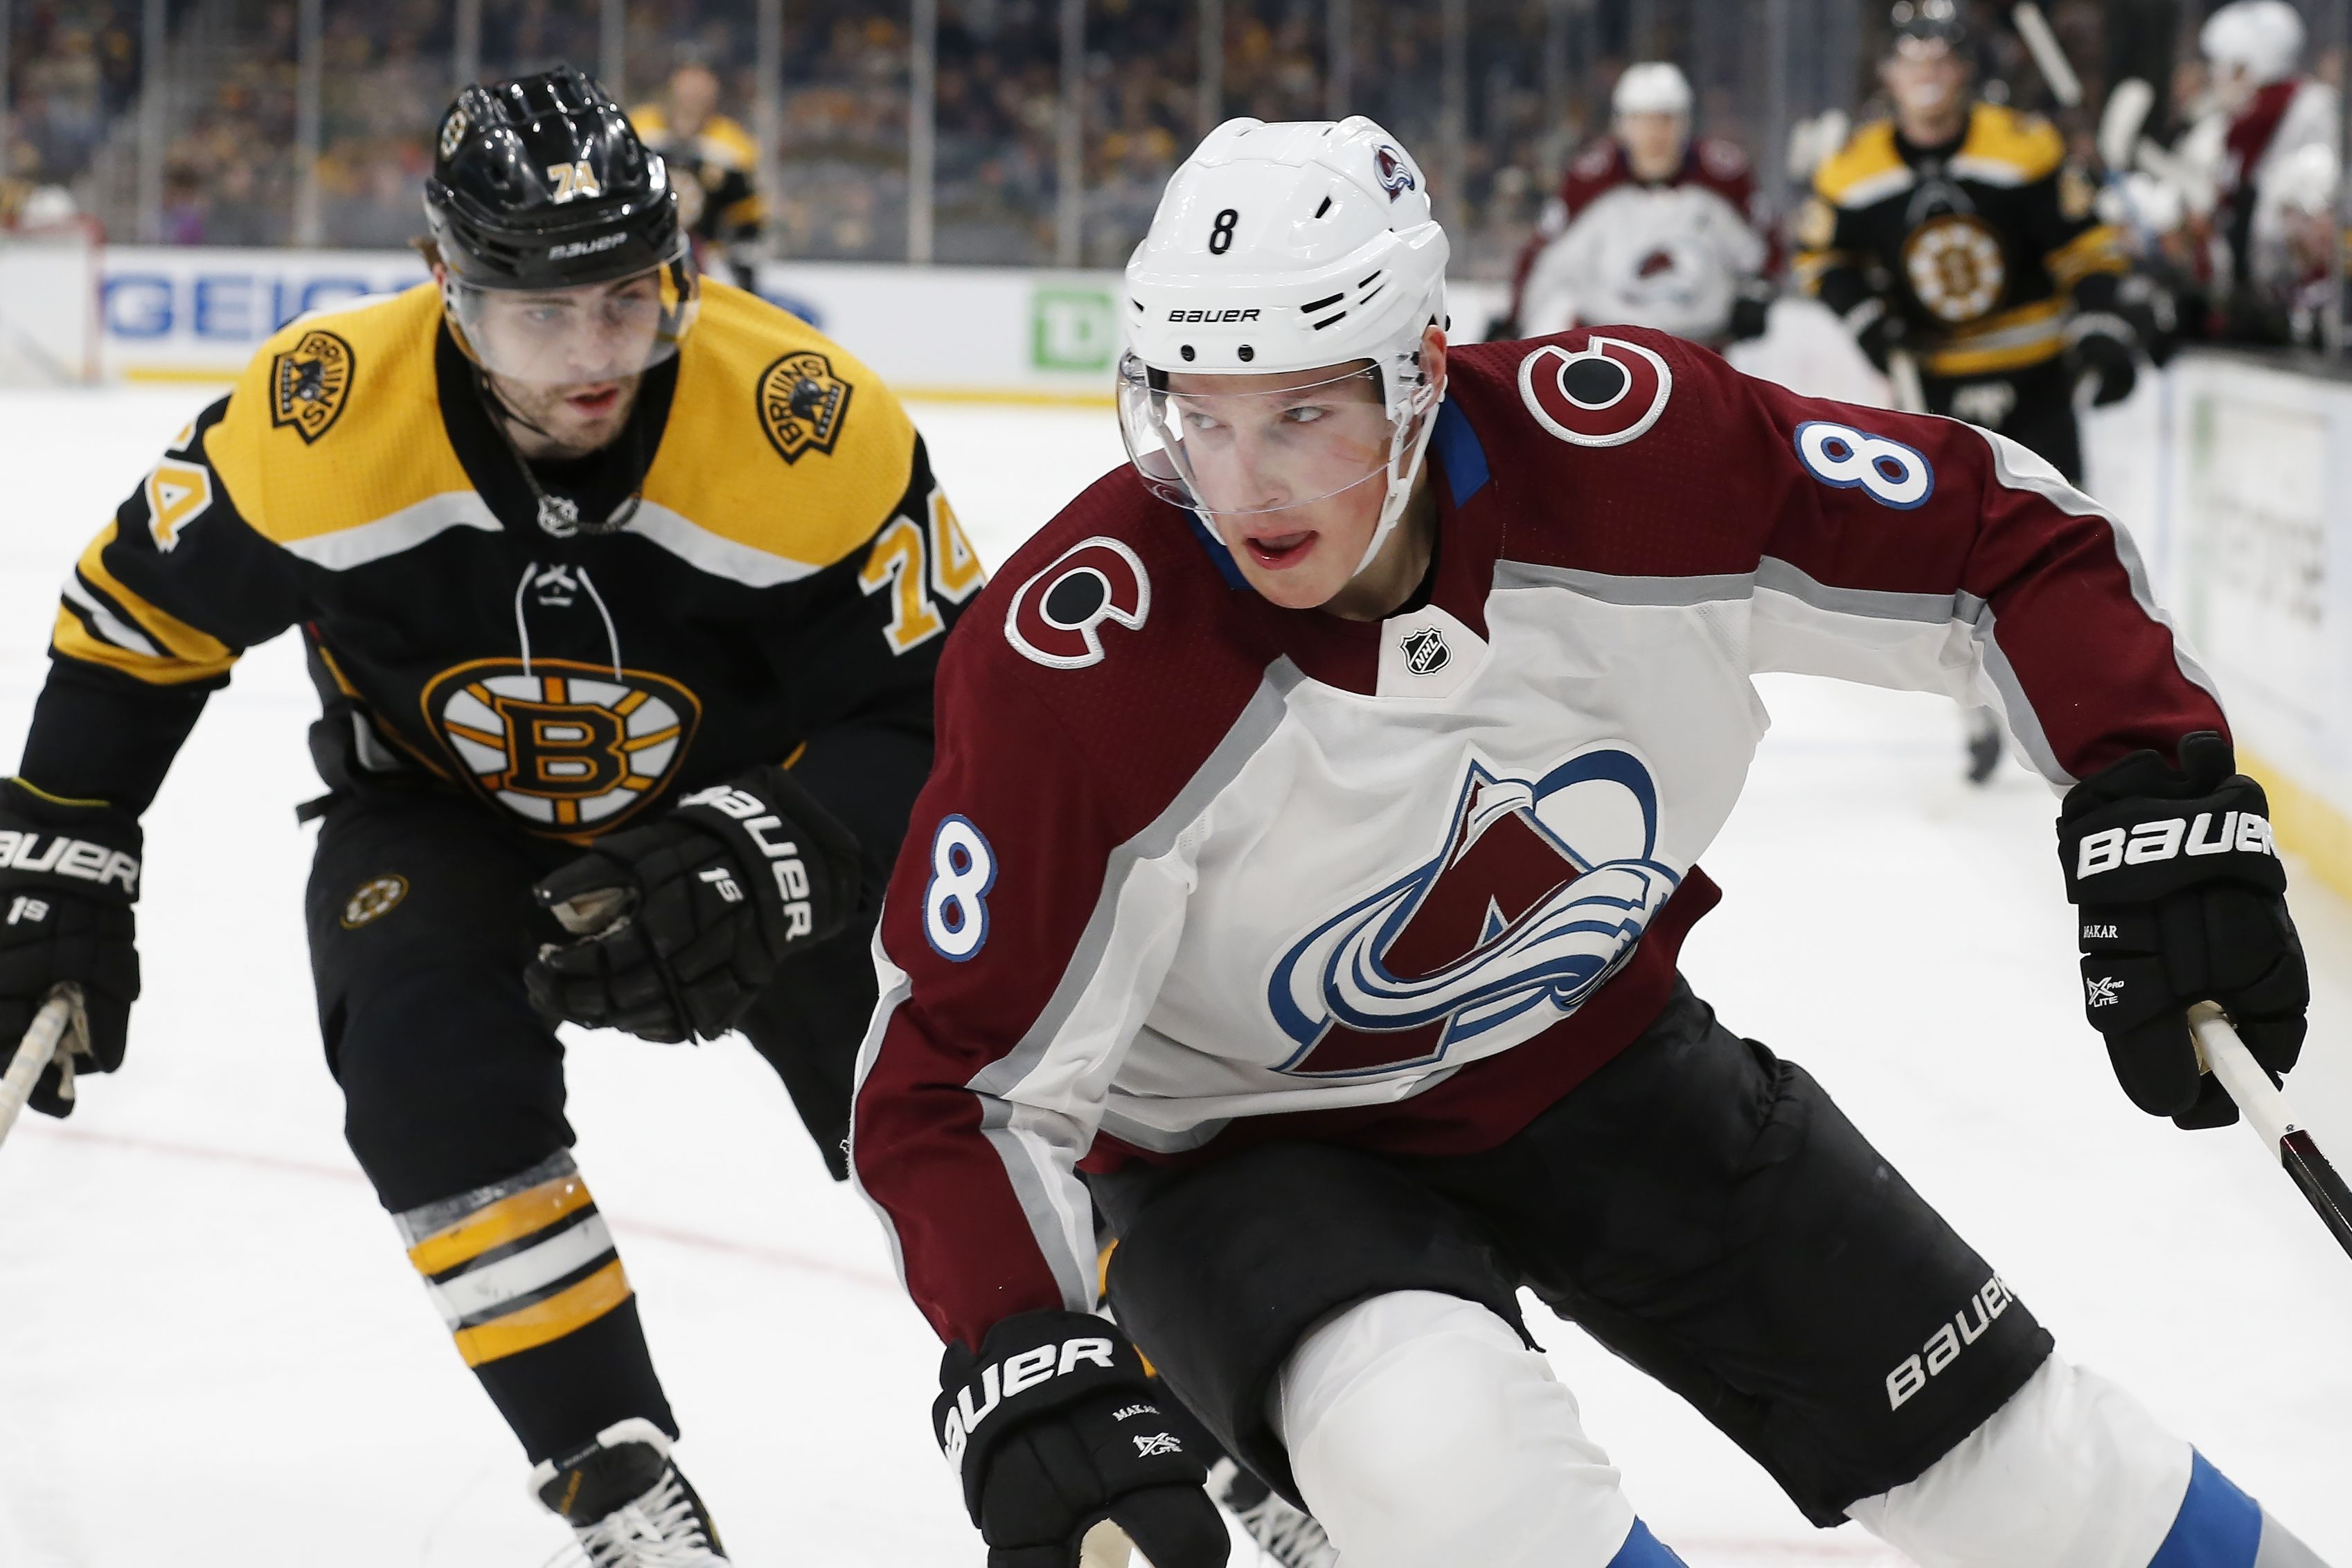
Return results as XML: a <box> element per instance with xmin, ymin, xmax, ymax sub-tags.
<box><xmin>1619</xmin><ymin>112</ymin><xmax>1687</xmax><ymax>181</ymax></box>
<box><xmin>669</xmin><ymin>64</ymin><xmax>720</xmax><ymax>134</ymax></box>
<box><xmin>472</xmin><ymin>275</ymin><xmax>663</xmax><ymax>456</ymax></box>
<box><xmin>1884</xmin><ymin>44</ymin><xmax>1970</xmax><ymax>139</ymax></box>
<box><xmin>1159</xmin><ymin>363</ymin><xmax>1396</xmax><ymax>608</ymax></box>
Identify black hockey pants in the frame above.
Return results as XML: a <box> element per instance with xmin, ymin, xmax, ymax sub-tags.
<box><xmin>304</xmin><ymin>787</ymin><xmax>875</xmax><ymax>1461</ymax></box>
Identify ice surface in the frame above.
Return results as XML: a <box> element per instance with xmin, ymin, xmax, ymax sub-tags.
<box><xmin>0</xmin><ymin>386</ymin><xmax>2345</xmax><ymax>1565</ymax></box>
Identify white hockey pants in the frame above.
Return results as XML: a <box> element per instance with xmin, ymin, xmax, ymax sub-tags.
<box><xmin>1270</xmin><ymin>1291</ymin><xmax>2328</xmax><ymax>1568</ymax></box>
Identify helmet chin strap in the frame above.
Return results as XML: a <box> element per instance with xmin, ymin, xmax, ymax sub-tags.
<box><xmin>1350</xmin><ymin>380</ymin><xmax>1444</xmax><ymax>579</ymax></box>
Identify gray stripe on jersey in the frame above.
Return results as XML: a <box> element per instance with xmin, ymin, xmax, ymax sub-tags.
<box><xmin>972</xmin><ymin>658</ymin><xmax>1306</xmax><ymax>1099</ymax></box>
<box><xmin>962</xmin><ymin>658</ymin><xmax>1306</xmax><ymax>1312</ymax></box>
<box><xmin>1748</xmin><ymin>553</ymin><xmax>2071</xmax><ymax>783</ymax></box>
<box><xmin>2254</xmin><ymin>1513</ymin><xmax>2329</xmax><ymax>1568</ymax></box>
<box><xmin>846</xmin><ymin>929</ymin><xmax>915</xmax><ymax>1293</ymax></box>
<box><xmin>1754</xmin><ymin>555</ymin><xmax>1988</xmax><ymax>629</ymax></box>
<box><xmin>1972</xmin><ymin>425</ymin><xmax>2223</xmax><ymax>714</ymax></box>
<box><xmin>1491</xmin><ymin>560</ymin><xmax>1752</xmax><ymax>606</ymax></box>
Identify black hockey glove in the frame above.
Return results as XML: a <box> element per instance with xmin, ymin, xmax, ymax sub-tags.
<box><xmin>2067</xmin><ymin>314</ymin><xmax>2139</xmax><ymax>407</ymax></box>
<box><xmin>1725</xmin><ymin>282</ymin><xmax>1775</xmax><ymax>344</ymax></box>
<box><xmin>526</xmin><ymin>766</ymin><xmax>864</xmax><ymax>1044</ymax></box>
<box><xmin>0</xmin><ymin>778</ymin><xmax>141</xmax><ymax>1119</ymax></box>
<box><xmin>937</xmin><ymin>1311</ymin><xmax>1229</xmax><ymax>1568</ymax></box>
<box><xmin>1842</xmin><ymin>297</ymin><xmax>1906</xmax><ymax>373</ymax></box>
<box><xmin>2058</xmin><ymin>733</ymin><xmax>2308</xmax><ymax>1129</ymax></box>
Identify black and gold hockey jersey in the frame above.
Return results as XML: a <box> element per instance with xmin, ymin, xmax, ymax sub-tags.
<box><xmin>21</xmin><ymin>279</ymin><xmax>979</xmax><ymax>864</ymax></box>
<box><xmin>628</xmin><ymin>106</ymin><xmax>763</xmax><ymax>248</ymax></box>
<box><xmin>1795</xmin><ymin>103</ymin><xmax>2127</xmax><ymax>378</ymax></box>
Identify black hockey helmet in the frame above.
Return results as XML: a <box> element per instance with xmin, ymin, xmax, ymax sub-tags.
<box><xmin>1887</xmin><ymin>0</ymin><xmax>1970</xmax><ymax>56</ymax></box>
<box><xmin>425</xmin><ymin>64</ymin><xmax>682</xmax><ymax>289</ymax></box>
<box><xmin>423</xmin><ymin>66</ymin><xmax>698</xmax><ymax>384</ymax></box>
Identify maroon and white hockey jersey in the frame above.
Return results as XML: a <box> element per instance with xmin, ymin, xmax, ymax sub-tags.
<box><xmin>851</xmin><ymin>329</ymin><xmax>2226</xmax><ymax>1350</ymax></box>
<box><xmin>1507</xmin><ymin>138</ymin><xmax>1774</xmax><ymax>341</ymax></box>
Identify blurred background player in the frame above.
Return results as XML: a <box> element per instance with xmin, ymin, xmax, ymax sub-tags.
<box><xmin>2171</xmin><ymin>0</ymin><xmax>2341</xmax><ymax>346</ymax></box>
<box><xmin>1499</xmin><ymin>61</ymin><xmax>1776</xmax><ymax>348</ymax></box>
<box><xmin>1797</xmin><ymin>0</ymin><xmax>2139</xmax><ymax>784</ymax></box>
<box><xmin>632</xmin><ymin>59</ymin><xmax>767</xmax><ymax>289</ymax></box>
<box><xmin>0</xmin><ymin>66</ymin><xmax>968</xmax><ymax>1565</ymax></box>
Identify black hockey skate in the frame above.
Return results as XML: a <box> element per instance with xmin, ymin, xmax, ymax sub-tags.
<box><xmin>1208</xmin><ymin>1456</ymin><xmax>1339</xmax><ymax>1568</ymax></box>
<box><xmin>531</xmin><ymin>1418</ymin><xmax>731</xmax><ymax>1567</ymax></box>
<box><xmin>1963</xmin><ymin>705</ymin><xmax>2004</xmax><ymax>785</ymax></box>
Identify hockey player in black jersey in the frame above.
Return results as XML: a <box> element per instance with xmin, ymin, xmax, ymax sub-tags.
<box><xmin>1798</xmin><ymin>0</ymin><xmax>2141</xmax><ymax>479</ymax></box>
<box><xmin>0</xmin><ymin>67</ymin><xmax>977</xmax><ymax>1562</ymax></box>
<box><xmin>1798</xmin><ymin>0</ymin><xmax>2141</xmax><ymax>784</ymax></box>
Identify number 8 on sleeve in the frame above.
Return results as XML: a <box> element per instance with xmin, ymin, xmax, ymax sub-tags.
<box><xmin>923</xmin><ymin>815</ymin><xmax>997</xmax><ymax>961</ymax></box>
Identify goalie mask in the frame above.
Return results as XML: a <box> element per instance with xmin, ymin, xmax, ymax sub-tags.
<box><xmin>1117</xmin><ymin>116</ymin><xmax>1450</xmax><ymax>579</ymax></box>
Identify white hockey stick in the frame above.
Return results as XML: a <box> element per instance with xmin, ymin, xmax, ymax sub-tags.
<box><xmin>0</xmin><ymin>988</ymin><xmax>77</xmax><ymax>1148</ymax></box>
<box><xmin>2189</xmin><ymin>1003</ymin><xmax>2352</xmax><ymax>1262</ymax></box>
<box><xmin>1885</xmin><ymin>348</ymin><xmax>1927</xmax><ymax>416</ymax></box>
<box><xmin>1079</xmin><ymin>1520</ymin><xmax>1136</xmax><ymax>1568</ymax></box>
<box><xmin>2010</xmin><ymin>3</ymin><xmax>2083</xmax><ymax>109</ymax></box>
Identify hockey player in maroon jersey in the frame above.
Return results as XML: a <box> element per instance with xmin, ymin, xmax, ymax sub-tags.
<box><xmin>2184</xmin><ymin>0</ymin><xmax>2341</xmax><ymax>342</ymax></box>
<box><xmin>1499</xmin><ymin>62</ymin><xmax>1776</xmax><ymax>346</ymax></box>
<box><xmin>852</xmin><ymin>117</ymin><xmax>2323</xmax><ymax>1568</ymax></box>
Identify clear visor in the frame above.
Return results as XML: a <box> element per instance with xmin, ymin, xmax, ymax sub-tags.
<box><xmin>1118</xmin><ymin>353</ymin><xmax>1402</xmax><ymax>519</ymax></box>
<box><xmin>446</xmin><ymin>251</ymin><xmax>700</xmax><ymax>388</ymax></box>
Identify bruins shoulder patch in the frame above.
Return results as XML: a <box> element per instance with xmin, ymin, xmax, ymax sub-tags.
<box><xmin>271</xmin><ymin>329</ymin><xmax>355</xmax><ymax>444</ymax></box>
<box><xmin>341</xmin><ymin>874</ymin><xmax>409</xmax><ymax>928</ymax></box>
<box><xmin>757</xmin><ymin>350</ymin><xmax>853</xmax><ymax>463</ymax></box>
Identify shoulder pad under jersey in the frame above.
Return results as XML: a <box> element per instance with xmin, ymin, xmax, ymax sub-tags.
<box><xmin>1950</xmin><ymin>104</ymin><xmax>2065</xmax><ymax>186</ymax></box>
<box><xmin>1812</xmin><ymin>121</ymin><xmax>1911</xmax><ymax>208</ymax></box>
<box><xmin>635</xmin><ymin>279</ymin><xmax>920</xmax><ymax>585</ymax></box>
<box><xmin>203</xmin><ymin>283</ymin><xmax>473</xmax><ymax>553</ymax></box>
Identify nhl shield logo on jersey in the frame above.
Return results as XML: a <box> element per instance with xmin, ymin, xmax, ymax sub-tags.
<box><xmin>757</xmin><ymin>350</ymin><xmax>853</xmax><ymax>463</ymax></box>
<box><xmin>1399</xmin><ymin>626</ymin><xmax>1450</xmax><ymax>675</ymax></box>
<box><xmin>1004</xmin><ymin>537</ymin><xmax>1151</xmax><ymax>670</ymax></box>
<box><xmin>1517</xmin><ymin>335</ymin><xmax>1673</xmax><ymax>448</ymax></box>
<box><xmin>420</xmin><ymin>658</ymin><xmax>702</xmax><ymax>835</ymax></box>
<box><xmin>1267</xmin><ymin>746</ymin><xmax>1681</xmax><ymax>1079</ymax></box>
<box><xmin>269</xmin><ymin>329</ymin><xmax>355</xmax><ymax>445</ymax></box>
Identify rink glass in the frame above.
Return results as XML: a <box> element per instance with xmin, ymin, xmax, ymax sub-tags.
<box><xmin>1119</xmin><ymin>354</ymin><xmax>1400</xmax><ymax>521</ymax></box>
<box><xmin>445</xmin><ymin>245</ymin><xmax>700</xmax><ymax>387</ymax></box>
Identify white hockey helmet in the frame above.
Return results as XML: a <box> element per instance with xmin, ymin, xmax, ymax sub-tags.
<box><xmin>2202</xmin><ymin>0</ymin><xmax>2304</xmax><ymax>86</ymax></box>
<box><xmin>1613</xmin><ymin>62</ymin><xmax>1694</xmax><ymax>120</ymax></box>
<box><xmin>1118</xmin><ymin>116</ymin><xmax>1450</xmax><ymax>577</ymax></box>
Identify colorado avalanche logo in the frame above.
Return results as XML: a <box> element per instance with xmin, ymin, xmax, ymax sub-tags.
<box><xmin>1373</xmin><ymin>146</ymin><xmax>1416</xmax><ymax>199</ymax></box>
<box><xmin>1517</xmin><ymin>336</ymin><xmax>1673</xmax><ymax>448</ymax></box>
<box><xmin>1267</xmin><ymin>747</ymin><xmax>1681</xmax><ymax>1078</ymax></box>
<box><xmin>1004</xmin><ymin>537</ymin><xmax>1151</xmax><ymax>669</ymax></box>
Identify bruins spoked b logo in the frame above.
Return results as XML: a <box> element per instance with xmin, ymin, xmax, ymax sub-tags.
<box><xmin>270</xmin><ymin>329</ymin><xmax>355</xmax><ymax>444</ymax></box>
<box><xmin>756</xmin><ymin>350</ymin><xmax>852</xmax><ymax>463</ymax></box>
<box><xmin>341</xmin><ymin>875</ymin><xmax>409</xmax><ymax>928</ymax></box>
<box><xmin>1903</xmin><ymin>215</ymin><xmax>2006</xmax><ymax>324</ymax></box>
<box><xmin>420</xmin><ymin>659</ymin><xmax>702</xmax><ymax>835</ymax></box>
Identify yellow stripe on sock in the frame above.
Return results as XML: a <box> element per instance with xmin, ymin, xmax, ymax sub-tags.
<box><xmin>452</xmin><ymin>1259</ymin><xmax>633</xmax><ymax>1367</ymax></box>
<box><xmin>407</xmin><ymin>1175</ymin><xmax>595</xmax><ymax>1277</ymax></box>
